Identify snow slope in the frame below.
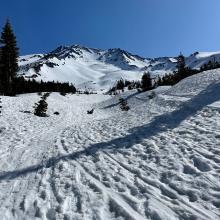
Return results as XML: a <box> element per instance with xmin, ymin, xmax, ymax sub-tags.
<box><xmin>0</xmin><ymin>68</ymin><xmax>220</xmax><ymax>219</ymax></box>
<box><xmin>18</xmin><ymin>45</ymin><xmax>220</xmax><ymax>91</ymax></box>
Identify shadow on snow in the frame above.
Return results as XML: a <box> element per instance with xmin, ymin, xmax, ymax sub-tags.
<box><xmin>1</xmin><ymin>81</ymin><xmax>220</xmax><ymax>181</ymax></box>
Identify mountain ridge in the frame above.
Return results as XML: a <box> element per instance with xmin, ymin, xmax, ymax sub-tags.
<box><xmin>18</xmin><ymin>45</ymin><xmax>220</xmax><ymax>91</ymax></box>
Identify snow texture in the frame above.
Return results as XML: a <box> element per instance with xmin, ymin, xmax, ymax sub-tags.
<box><xmin>0</xmin><ymin>68</ymin><xmax>220</xmax><ymax>219</ymax></box>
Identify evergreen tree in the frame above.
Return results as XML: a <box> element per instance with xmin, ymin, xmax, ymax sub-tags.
<box><xmin>157</xmin><ymin>76</ymin><xmax>163</xmax><ymax>86</ymax></box>
<box><xmin>34</xmin><ymin>93</ymin><xmax>50</xmax><ymax>117</ymax></box>
<box><xmin>34</xmin><ymin>99</ymin><xmax>48</xmax><ymax>117</ymax></box>
<box><xmin>176</xmin><ymin>53</ymin><xmax>187</xmax><ymax>80</ymax></box>
<box><xmin>141</xmin><ymin>72</ymin><xmax>152</xmax><ymax>91</ymax></box>
<box><xmin>0</xmin><ymin>46</ymin><xmax>3</xmax><ymax>94</ymax></box>
<box><xmin>116</xmin><ymin>79</ymin><xmax>125</xmax><ymax>91</ymax></box>
<box><xmin>119</xmin><ymin>97</ymin><xmax>130</xmax><ymax>111</ymax></box>
<box><xmin>177</xmin><ymin>53</ymin><xmax>185</xmax><ymax>72</ymax></box>
<box><xmin>0</xmin><ymin>20</ymin><xmax>19</xmax><ymax>95</ymax></box>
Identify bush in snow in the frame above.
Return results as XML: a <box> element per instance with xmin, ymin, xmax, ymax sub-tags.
<box><xmin>148</xmin><ymin>91</ymin><xmax>156</xmax><ymax>99</ymax></box>
<box><xmin>60</xmin><ymin>91</ymin><xmax>66</xmax><ymax>96</ymax></box>
<box><xmin>87</xmin><ymin>109</ymin><xmax>94</xmax><ymax>114</ymax></box>
<box><xmin>84</xmin><ymin>90</ymin><xmax>90</xmax><ymax>95</ymax></box>
<box><xmin>42</xmin><ymin>92</ymin><xmax>50</xmax><ymax>100</ymax></box>
<box><xmin>119</xmin><ymin>97</ymin><xmax>130</xmax><ymax>111</ymax></box>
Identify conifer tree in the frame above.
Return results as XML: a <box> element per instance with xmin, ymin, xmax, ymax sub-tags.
<box><xmin>34</xmin><ymin>99</ymin><xmax>48</xmax><ymax>117</ymax></box>
<box><xmin>176</xmin><ymin>53</ymin><xmax>187</xmax><ymax>80</ymax></box>
<box><xmin>141</xmin><ymin>72</ymin><xmax>152</xmax><ymax>91</ymax></box>
<box><xmin>116</xmin><ymin>79</ymin><xmax>125</xmax><ymax>91</ymax></box>
<box><xmin>119</xmin><ymin>97</ymin><xmax>130</xmax><ymax>111</ymax></box>
<box><xmin>0</xmin><ymin>45</ymin><xmax>3</xmax><ymax>94</ymax></box>
<box><xmin>177</xmin><ymin>53</ymin><xmax>185</xmax><ymax>72</ymax></box>
<box><xmin>0</xmin><ymin>20</ymin><xmax>19</xmax><ymax>95</ymax></box>
<box><xmin>34</xmin><ymin>93</ymin><xmax>50</xmax><ymax>117</ymax></box>
<box><xmin>157</xmin><ymin>76</ymin><xmax>162</xmax><ymax>86</ymax></box>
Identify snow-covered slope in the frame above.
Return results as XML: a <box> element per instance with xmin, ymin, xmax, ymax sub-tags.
<box><xmin>18</xmin><ymin>45</ymin><xmax>220</xmax><ymax>91</ymax></box>
<box><xmin>0</xmin><ymin>68</ymin><xmax>220</xmax><ymax>219</ymax></box>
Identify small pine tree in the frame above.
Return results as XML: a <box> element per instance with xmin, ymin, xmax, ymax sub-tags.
<box><xmin>34</xmin><ymin>92</ymin><xmax>50</xmax><ymax>117</ymax></box>
<box><xmin>141</xmin><ymin>72</ymin><xmax>152</xmax><ymax>91</ymax></box>
<box><xmin>0</xmin><ymin>20</ymin><xmax>19</xmax><ymax>95</ymax></box>
<box><xmin>176</xmin><ymin>53</ymin><xmax>188</xmax><ymax>80</ymax></box>
<box><xmin>116</xmin><ymin>79</ymin><xmax>125</xmax><ymax>91</ymax></box>
<box><xmin>177</xmin><ymin>53</ymin><xmax>185</xmax><ymax>71</ymax></box>
<box><xmin>119</xmin><ymin>97</ymin><xmax>130</xmax><ymax>111</ymax></box>
<box><xmin>34</xmin><ymin>99</ymin><xmax>48</xmax><ymax>117</ymax></box>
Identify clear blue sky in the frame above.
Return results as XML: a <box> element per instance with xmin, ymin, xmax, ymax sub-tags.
<box><xmin>0</xmin><ymin>0</ymin><xmax>219</xmax><ymax>57</ymax></box>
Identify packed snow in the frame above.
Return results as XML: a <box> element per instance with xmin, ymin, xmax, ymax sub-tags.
<box><xmin>0</xmin><ymin>69</ymin><xmax>220</xmax><ymax>220</ymax></box>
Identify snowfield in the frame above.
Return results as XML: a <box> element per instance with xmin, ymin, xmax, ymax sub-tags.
<box><xmin>0</xmin><ymin>69</ymin><xmax>220</xmax><ymax>220</ymax></box>
<box><xmin>18</xmin><ymin>45</ymin><xmax>220</xmax><ymax>92</ymax></box>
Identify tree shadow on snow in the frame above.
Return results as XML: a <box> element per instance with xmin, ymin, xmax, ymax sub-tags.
<box><xmin>1</xmin><ymin>81</ymin><xmax>220</xmax><ymax>181</ymax></box>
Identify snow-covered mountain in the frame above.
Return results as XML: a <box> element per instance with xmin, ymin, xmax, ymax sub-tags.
<box><xmin>18</xmin><ymin>45</ymin><xmax>220</xmax><ymax>91</ymax></box>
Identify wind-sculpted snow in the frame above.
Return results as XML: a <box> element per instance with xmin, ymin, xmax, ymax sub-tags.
<box><xmin>0</xmin><ymin>69</ymin><xmax>220</xmax><ymax>219</ymax></box>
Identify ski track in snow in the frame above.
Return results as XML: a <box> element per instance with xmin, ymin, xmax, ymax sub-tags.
<box><xmin>0</xmin><ymin>69</ymin><xmax>220</xmax><ymax>219</ymax></box>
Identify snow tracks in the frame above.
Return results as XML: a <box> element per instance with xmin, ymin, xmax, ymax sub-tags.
<box><xmin>34</xmin><ymin>104</ymin><xmax>220</xmax><ymax>220</ymax></box>
<box><xmin>0</xmin><ymin>90</ymin><xmax>220</xmax><ymax>220</ymax></box>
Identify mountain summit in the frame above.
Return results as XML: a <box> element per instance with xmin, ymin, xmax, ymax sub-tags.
<box><xmin>18</xmin><ymin>45</ymin><xmax>220</xmax><ymax>91</ymax></box>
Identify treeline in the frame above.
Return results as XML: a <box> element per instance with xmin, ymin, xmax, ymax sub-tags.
<box><xmin>156</xmin><ymin>53</ymin><xmax>197</xmax><ymax>86</ymax></box>
<box><xmin>13</xmin><ymin>77</ymin><xmax>76</xmax><ymax>94</ymax></box>
<box><xmin>109</xmin><ymin>53</ymin><xmax>220</xmax><ymax>94</ymax></box>
<box><xmin>200</xmin><ymin>60</ymin><xmax>220</xmax><ymax>72</ymax></box>
<box><xmin>108</xmin><ymin>79</ymin><xmax>141</xmax><ymax>94</ymax></box>
<box><xmin>157</xmin><ymin>54</ymin><xmax>220</xmax><ymax>86</ymax></box>
<box><xmin>108</xmin><ymin>72</ymin><xmax>154</xmax><ymax>94</ymax></box>
<box><xmin>0</xmin><ymin>20</ymin><xmax>76</xmax><ymax>96</ymax></box>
